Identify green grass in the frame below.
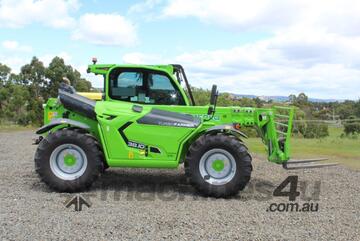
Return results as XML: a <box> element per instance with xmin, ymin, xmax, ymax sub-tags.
<box><xmin>246</xmin><ymin>127</ymin><xmax>360</xmax><ymax>170</ymax></box>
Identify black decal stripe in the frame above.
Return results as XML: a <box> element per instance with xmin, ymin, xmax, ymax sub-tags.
<box><xmin>118</xmin><ymin>122</ymin><xmax>147</xmax><ymax>154</ymax></box>
<box><xmin>137</xmin><ymin>109</ymin><xmax>200</xmax><ymax>128</ymax></box>
<box><xmin>118</xmin><ymin>122</ymin><xmax>133</xmax><ymax>144</ymax></box>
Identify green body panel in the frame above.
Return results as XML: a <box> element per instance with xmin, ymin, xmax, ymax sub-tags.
<box><xmin>41</xmin><ymin>63</ymin><xmax>295</xmax><ymax>168</ymax></box>
<box><xmin>43</xmin><ymin>98</ymin><xmax>100</xmax><ymax>138</ymax></box>
<box><xmin>95</xmin><ymin>101</ymin><xmax>195</xmax><ymax>167</ymax></box>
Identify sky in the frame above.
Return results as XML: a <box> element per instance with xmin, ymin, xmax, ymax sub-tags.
<box><xmin>0</xmin><ymin>0</ymin><xmax>360</xmax><ymax>100</ymax></box>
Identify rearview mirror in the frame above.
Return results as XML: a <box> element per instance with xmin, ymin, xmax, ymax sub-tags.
<box><xmin>208</xmin><ymin>85</ymin><xmax>218</xmax><ymax>115</ymax></box>
<box><xmin>210</xmin><ymin>85</ymin><xmax>218</xmax><ymax>105</ymax></box>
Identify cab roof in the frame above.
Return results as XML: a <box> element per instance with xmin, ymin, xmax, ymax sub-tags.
<box><xmin>87</xmin><ymin>64</ymin><xmax>174</xmax><ymax>76</ymax></box>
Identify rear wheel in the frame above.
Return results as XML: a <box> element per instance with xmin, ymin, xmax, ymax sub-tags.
<box><xmin>185</xmin><ymin>134</ymin><xmax>252</xmax><ymax>197</ymax></box>
<box><xmin>35</xmin><ymin>129</ymin><xmax>103</xmax><ymax>192</ymax></box>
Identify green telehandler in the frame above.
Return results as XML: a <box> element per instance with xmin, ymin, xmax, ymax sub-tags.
<box><xmin>34</xmin><ymin>59</ymin><xmax>334</xmax><ymax>197</ymax></box>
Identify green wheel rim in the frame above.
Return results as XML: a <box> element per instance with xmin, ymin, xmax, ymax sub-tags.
<box><xmin>212</xmin><ymin>160</ymin><xmax>225</xmax><ymax>172</ymax></box>
<box><xmin>199</xmin><ymin>148</ymin><xmax>237</xmax><ymax>186</ymax></box>
<box><xmin>64</xmin><ymin>154</ymin><xmax>77</xmax><ymax>166</ymax></box>
<box><xmin>49</xmin><ymin>144</ymin><xmax>88</xmax><ymax>181</ymax></box>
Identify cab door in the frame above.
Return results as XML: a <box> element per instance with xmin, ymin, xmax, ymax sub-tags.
<box><xmin>99</xmin><ymin>67</ymin><xmax>199</xmax><ymax>166</ymax></box>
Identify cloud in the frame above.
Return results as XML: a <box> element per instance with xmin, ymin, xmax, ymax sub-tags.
<box><xmin>122</xmin><ymin>26</ymin><xmax>360</xmax><ymax>99</ymax></box>
<box><xmin>2</xmin><ymin>40</ymin><xmax>32</xmax><ymax>52</ymax></box>
<box><xmin>0</xmin><ymin>50</ymin><xmax>103</xmax><ymax>89</ymax></box>
<box><xmin>71</xmin><ymin>13</ymin><xmax>138</xmax><ymax>46</ymax></box>
<box><xmin>0</xmin><ymin>40</ymin><xmax>33</xmax><ymax>72</ymax></box>
<box><xmin>0</xmin><ymin>2</ymin><xmax>138</xmax><ymax>47</ymax></box>
<box><xmin>162</xmin><ymin>0</ymin><xmax>301</xmax><ymax>31</ymax></box>
<box><xmin>174</xmin><ymin>31</ymin><xmax>360</xmax><ymax>99</ymax></box>
<box><xmin>0</xmin><ymin>0</ymin><xmax>79</xmax><ymax>28</ymax></box>
<box><xmin>122</xmin><ymin>52</ymin><xmax>166</xmax><ymax>64</ymax></box>
<box><xmin>128</xmin><ymin>0</ymin><xmax>163</xmax><ymax>14</ymax></box>
<box><xmin>134</xmin><ymin>0</ymin><xmax>359</xmax><ymax>99</ymax></box>
<box><xmin>0</xmin><ymin>55</ymin><xmax>28</xmax><ymax>73</ymax></box>
<box><xmin>0</xmin><ymin>51</ymin><xmax>73</xmax><ymax>74</ymax></box>
<box><xmin>39</xmin><ymin>52</ymin><xmax>72</xmax><ymax>67</ymax></box>
<box><xmin>77</xmin><ymin>64</ymin><xmax>104</xmax><ymax>88</ymax></box>
<box><xmin>162</xmin><ymin>0</ymin><xmax>360</xmax><ymax>35</ymax></box>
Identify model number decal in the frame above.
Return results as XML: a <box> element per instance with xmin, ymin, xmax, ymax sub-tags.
<box><xmin>127</xmin><ymin>141</ymin><xmax>146</xmax><ymax>150</ymax></box>
<box><xmin>193</xmin><ymin>114</ymin><xmax>220</xmax><ymax>121</ymax></box>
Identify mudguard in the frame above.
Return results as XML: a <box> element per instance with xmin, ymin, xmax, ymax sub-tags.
<box><xmin>205</xmin><ymin>124</ymin><xmax>248</xmax><ymax>139</ymax></box>
<box><xmin>36</xmin><ymin>118</ymin><xmax>90</xmax><ymax>134</ymax></box>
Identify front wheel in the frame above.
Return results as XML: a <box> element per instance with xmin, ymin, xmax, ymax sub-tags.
<box><xmin>185</xmin><ymin>134</ymin><xmax>252</xmax><ymax>197</ymax></box>
<box><xmin>35</xmin><ymin>129</ymin><xmax>103</xmax><ymax>192</ymax></box>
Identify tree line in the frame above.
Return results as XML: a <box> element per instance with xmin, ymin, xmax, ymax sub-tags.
<box><xmin>0</xmin><ymin>57</ymin><xmax>92</xmax><ymax>125</ymax></box>
<box><xmin>1</xmin><ymin>56</ymin><xmax>359</xmax><ymax>138</ymax></box>
<box><xmin>191</xmin><ymin>87</ymin><xmax>360</xmax><ymax>138</ymax></box>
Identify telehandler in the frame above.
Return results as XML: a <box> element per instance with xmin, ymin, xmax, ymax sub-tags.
<box><xmin>34</xmin><ymin>59</ymin><xmax>334</xmax><ymax>197</ymax></box>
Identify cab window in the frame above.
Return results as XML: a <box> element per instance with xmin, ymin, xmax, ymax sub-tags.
<box><xmin>109</xmin><ymin>69</ymin><xmax>185</xmax><ymax>105</ymax></box>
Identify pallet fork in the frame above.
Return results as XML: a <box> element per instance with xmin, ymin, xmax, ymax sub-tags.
<box><xmin>283</xmin><ymin>158</ymin><xmax>338</xmax><ymax>170</ymax></box>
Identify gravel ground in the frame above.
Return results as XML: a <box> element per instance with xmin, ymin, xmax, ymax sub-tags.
<box><xmin>0</xmin><ymin>130</ymin><xmax>359</xmax><ymax>240</ymax></box>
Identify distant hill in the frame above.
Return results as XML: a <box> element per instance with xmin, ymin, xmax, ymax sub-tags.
<box><xmin>230</xmin><ymin>94</ymin><xmax>344</xmax><ymax>103</ymax></box>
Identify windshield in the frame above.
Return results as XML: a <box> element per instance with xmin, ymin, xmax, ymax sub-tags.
<box><xmin>109</xmin><ymin>68</ymin><xmax>185</xmax><ymax>105</ymax></box>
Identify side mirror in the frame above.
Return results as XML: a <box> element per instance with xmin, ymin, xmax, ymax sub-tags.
<box><xmin>208</xmin><ymin>85</ymin><xmax>218</xmax><ymax>115</ymax></box>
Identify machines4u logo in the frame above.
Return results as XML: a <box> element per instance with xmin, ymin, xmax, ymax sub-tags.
<box><xmin>267</xmin><ymin>176</ymin><xmax>320</xmax><ymax>213</ymax></box>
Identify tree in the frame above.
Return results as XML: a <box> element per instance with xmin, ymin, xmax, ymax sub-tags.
<box><xmin>336</xmin><ymin>100</ymin><xmax>356</xmax><ymax>119</ymax></box>
<box><xmin>254</xmin><ymin>97</ymin><xmax>264</xmax><ymax>107</ymax></box>
<box><xmin>45</xmin><ymin>57</ymin><xmax>92</xmax><ymax>98</ymax></box>
<box><xmin>292</xmin><ymin>108</ymin><xmax>306</xmax><ymax>136</ymax></box>
<box><xmin>297</xmin><ymin>93</ymin><xmax>308</xmax><ymax>105</ymax></box>
<box><xmin>343</xmin><ymin>116</ymin><xmax>360</xmax><ymax>135</ymax></box>
<box><xmin>0</xmin><ymin>63</ymin><xmax>11</xmax><ymax>114</ymax></box>
<box><xmin>75</xmin><ymin>78</ymin><xmax>92</xmax><ymax>92</ymax></box>
<box><xmin>16</xmin><ymin>57</ymin><xmax>47</xmax><ymax>124</ymax></box>
<box><xmin>217</xmin><ymin>93</ymin><xmax>234</xmax><ymax>106</ymax></box>
<box><xmin>235</xmin><ymin>97</ymin><xmax>256</xmax><ymax>107</ymax></box>
<box><xmin>0</xmin><ymin>63</ymin><xmax>11</xmax><ymax>86</ymax></box>
<box><xmin>354</xmin><ymin>99</ymin><xmax>360</xmax><ymax>118</ymax></box>
<box><xmin>191</xmin><ymin>87</ymin><xmax>210</xmax><ymax>106</ymax></box>
<box><xmin>289</xmin><ymin>94</ymin><xmax>297</xmax><ymax>104</ymax></box>
<box><xmin>0</xmin><ymin>83</ymin><xmax>10</xmax><ymax>119</ymax></box>
<box><xmin>0</xmin><ymin>84</ymin><xmax>30</xmax><ymax>124</ymax></box>
<box><xmin>19</xmin><ymin>57</ymin><xmax>46</xmax><ymax>97</ymax></box>
<box><xmin>0</xmin><ymin>57</ymin><xmax>93</xmax><ymax>125</ymax></box>
<box><xmin>289</xmin><ymin>93</ymin><xmax>310</xmax><ymax>108</ymax></box>
<box><xmin>303</xmin><ymin>122</ymin><xmax>329</xmax><ymax>138</ymax></box>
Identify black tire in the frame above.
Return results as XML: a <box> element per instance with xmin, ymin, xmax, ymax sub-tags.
<box><xmin>84</xmin><ymin>132</ymin><xmax>108</xmax><ymax>173</ymax></box>
<box><xmin>35</xmin><ymin>129</ymin><xmax>103</xmax><ymax>192</ymax></box>
<box><xmin>185</xmin><ymin>133</ymin><xmax>252</xmax><ymax>197</ymax></box>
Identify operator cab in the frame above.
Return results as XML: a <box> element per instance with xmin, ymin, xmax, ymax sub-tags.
<box><xmin>88</xmin><ymin>59</ymin><xmax>218</xmax><ymax>111</ymax></box>
<box><xmin>108</xmin><ymin>68</ymin><xmax>186</xmax><ymax>105</ymax></box>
